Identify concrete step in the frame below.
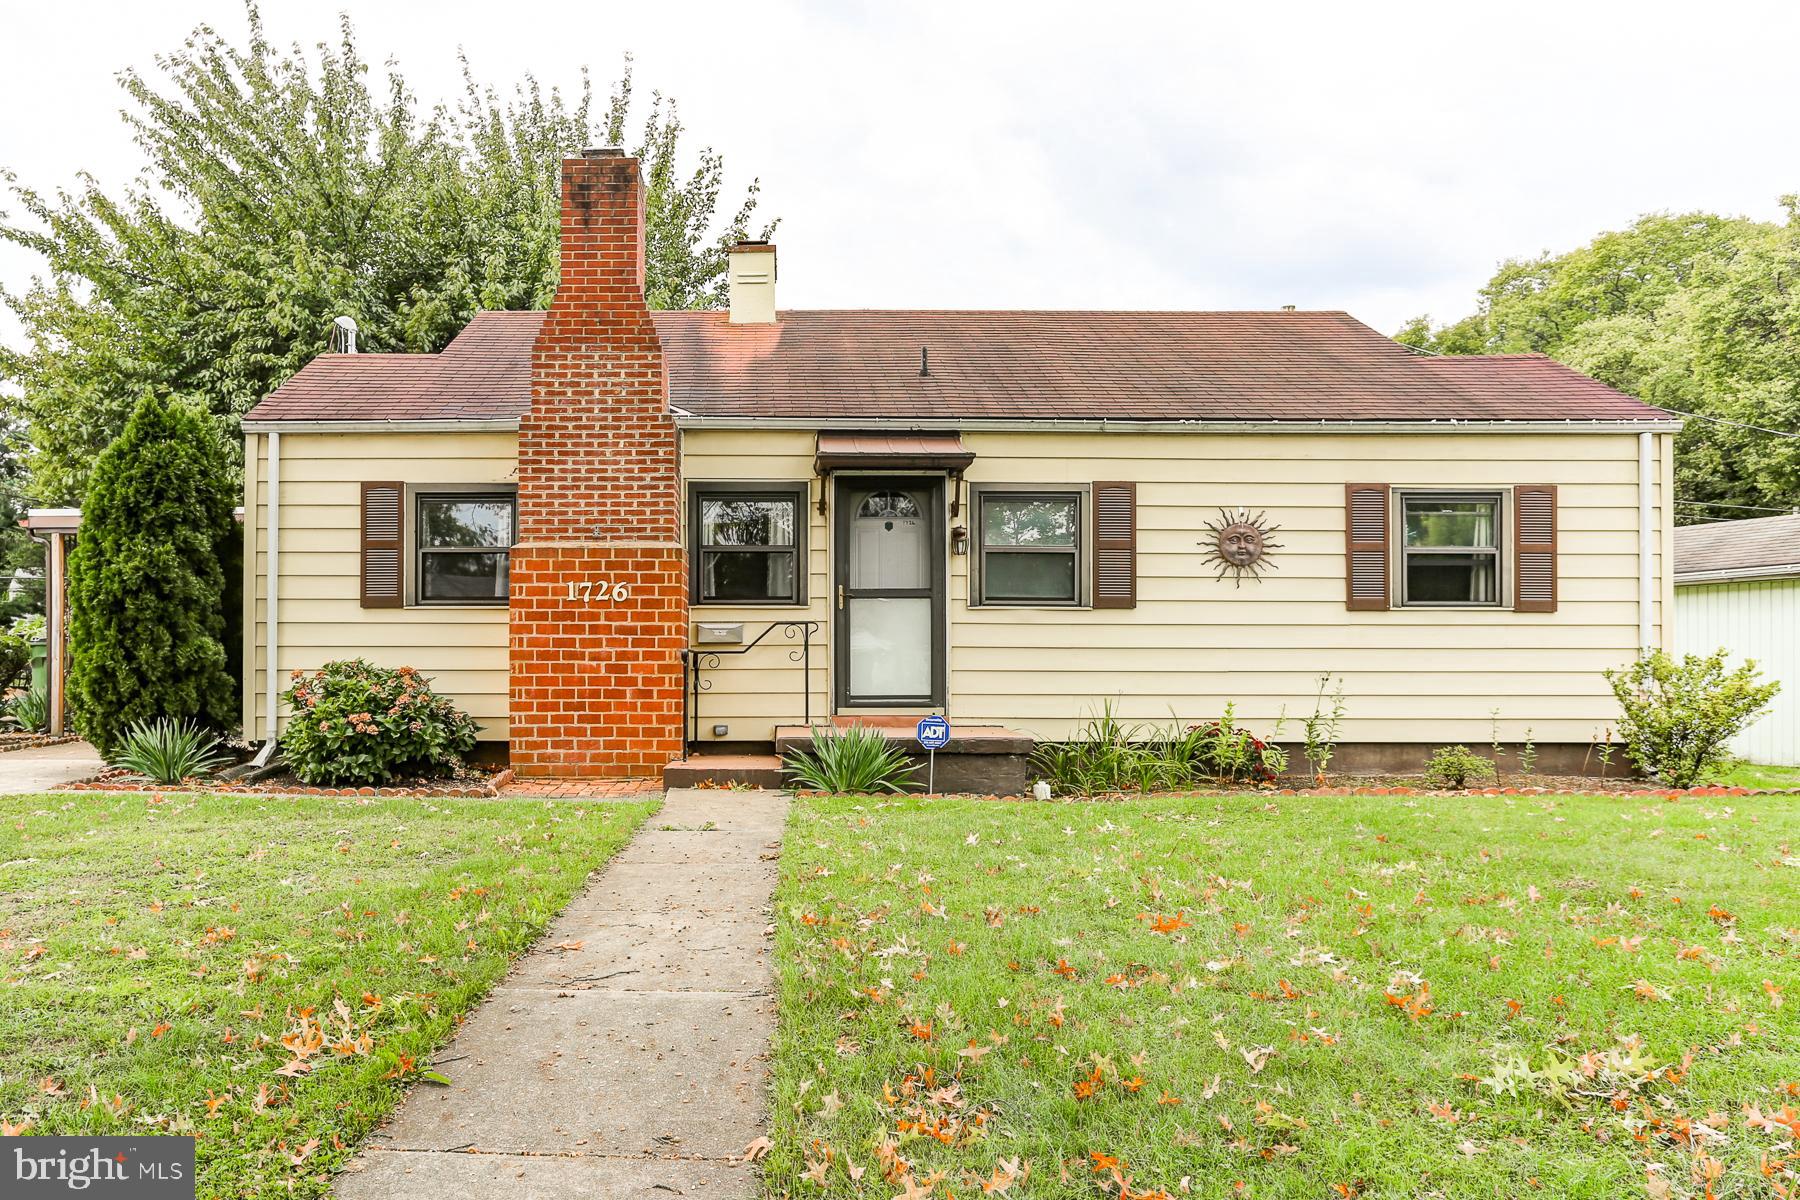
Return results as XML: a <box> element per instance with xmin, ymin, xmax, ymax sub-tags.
<box><xmin>774</xmin><ymin>723</ymin><xmax>1035</xmax><ymax>795</ymax></box>
<box><xmin>662</xmin><ymin>753</ymin><xmax>786</xmax><ymax>790</ymax></box>
<box><xmin>773</xmin><ymin>722</ymin><xmax>1033</xmax><ymax>757</ymax></box>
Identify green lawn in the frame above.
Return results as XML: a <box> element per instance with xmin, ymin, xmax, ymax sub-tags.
<box><xmin>1713</xmin><ymin>762</ymin><xmax>1800</xmax><ymax>791</ymax></box>
<box><xmin>0</xmin><ymin>790</ymin><xmax>657</xmax><ymax>1199</ymax></box>
<box><xmin>771</xmin><ymin>793</ymin><xmax>1799</xmax><ymax>1199</ymax></box>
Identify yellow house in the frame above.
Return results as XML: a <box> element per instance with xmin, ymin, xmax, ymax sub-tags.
<box><xmin>240</xmin><ymin>150</ymin><xmax>1678</xmax><ymax>787</ymax></box>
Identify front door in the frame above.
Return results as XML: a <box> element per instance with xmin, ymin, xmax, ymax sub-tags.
<box><xmin>834</xmin><ymin>476</ymin><xmax>946</xmax><ymax>708</ymax></box>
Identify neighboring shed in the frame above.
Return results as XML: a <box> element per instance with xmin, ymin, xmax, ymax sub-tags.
<box><xmin>1674</xmin><ymin>513</ymin><xmax>1800</xmax><ymax>764</ymax></box>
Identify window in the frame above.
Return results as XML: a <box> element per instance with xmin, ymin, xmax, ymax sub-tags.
<box><xmin>690</xmin><ymin>483</ymin><xmax>807</xmax><ymax>604</ymax></box>
<box><xmin>856</xmin><ymin>490</ymin><xmax>921</xmax><ymax>520</ymax></box>
<box><xmin>416</xmin><ymin>492</ymin><xmax>515</xmax><ymax>604</ymax></box>
<box><xmin>1401</xmin><ymin>492</ymin><xmax>1501</xmax><ymax>606</ymax></box>
<box><xmin>974</xmin><ymin>488</ymin><xmax>1085</xmax><ymax>605</ymax></box>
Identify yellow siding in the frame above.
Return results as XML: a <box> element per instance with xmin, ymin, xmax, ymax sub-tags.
<box><xmin>682</xmin><ymin>432</ymin><xmax>833</xmax><ymax>737</ymax></box>
<box><xmin>244</xmin><ymin>431</ymin><xmax>517</xmax><ymax>742</ymax></box>
<box><xmin>682</xmin><ymin>427</ymin><xmax>1671</xmax><ymax>745</ymax></box>
<box><xmin>248</xmin><ymin>424</ymin><xmax>1673</xmax><ymax>751</ymax></box>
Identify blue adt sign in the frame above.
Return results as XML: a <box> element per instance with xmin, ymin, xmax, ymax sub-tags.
<box><xmin>916</xmin><ymin>715</ymin><xmax>951</xmax><ymax>750</ymax></box>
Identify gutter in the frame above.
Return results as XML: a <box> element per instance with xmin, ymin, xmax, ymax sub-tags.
<box><xmin>1674</xmin><ymin>563</ymin><xmax>1800</xmax><ymax>586</ymax></box>
<box><xmin>239</xmin><ymin>419</ymin><xmax>519</xmax><ymax>434</ymax></box>
<box><xmin>671</xmin><ymin>415</ymin><xmax>1686</xmax><ymax>435</ymax></box>
<box><xmin>240</xmin><ymin>415</ymin><xmax>1686</xmax><ymax>436</ymax></box>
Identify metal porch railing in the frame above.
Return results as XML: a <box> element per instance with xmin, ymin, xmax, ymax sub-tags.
<box><xmin>679</xmin><ymin>620</ymin><xmax>821</xmax><ymax>757</ymax></box>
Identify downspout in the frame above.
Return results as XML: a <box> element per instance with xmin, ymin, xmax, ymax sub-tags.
<box><xmin>1638</xmin><ymin>431</ymin><xmax>1654</xmax><ymax>656</ymax></box>
<box><xmin>252</xmin><ymin>431</ymin><xmax>281</xmax><ymax>766</ymax></box>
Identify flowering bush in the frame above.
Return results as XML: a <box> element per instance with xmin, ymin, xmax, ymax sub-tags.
<box><xmin>279</xmin><ymin>660</ymin><xmax>480</xmax><ymax>785</ymax></box>
<box><xmin>1605</xmin><ymin>649</ymin><xmax>1780</xmax><ymax>787</ymax></box>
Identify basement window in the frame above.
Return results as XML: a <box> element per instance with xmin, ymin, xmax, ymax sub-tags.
<box><xmin>690</xmin><ymin>482</ymin><xmax>808</xmax><ymax>605</ymax></box>
<box><xmin>416</xmin><ymin>492</ymin><xmax>515</xmax><ymax>604</ymax></box>
<box><xmin>1400</xmin><ymin>491</ymin><xmax>1502</xmax><ymax>607</ymax></box>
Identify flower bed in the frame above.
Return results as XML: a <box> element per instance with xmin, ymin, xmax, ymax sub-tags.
<box><xmin>64</xmin><ymin>766</ymin><xmax>513</xmax><ymax>797</ymax></box>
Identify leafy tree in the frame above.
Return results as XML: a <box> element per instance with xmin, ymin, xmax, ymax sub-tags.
<box><xmin>66</xmin><ymin>393</ymin><xmax>237</xmax><ymax>754</ymax></box>
<box><xmin>1396</xmin><ymin>206</ymin><xmax>1800</xmax><ymax>519</ymax></box>
<box><xmin>1</xmin><ymin>3</ymin><xmax>773</xmax><ymax>503</ymax></box>
<box><xmin>0</xmin><ymin>414</ymin><xmax>44</xmax><ymax>627</ymax></box>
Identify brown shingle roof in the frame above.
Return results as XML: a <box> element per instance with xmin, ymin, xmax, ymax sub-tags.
<box><xmin>246</xmin><ymin>310</ymin><xmax>541</xmax><ymax>422</ymax></box>
<box><xmin>245</xmin><ymin>308</ymin><xmax>1670</xmax><ymax>425</ymax></box>
<box><xmin>1675</xmin><ymin>513</ymin><xmax>1800</xmax><ymax>580</ymax></box>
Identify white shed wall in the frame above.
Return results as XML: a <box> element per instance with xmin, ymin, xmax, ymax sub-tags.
<box><xmin>1674</xmin><ymin>576</ymin><xmax>1800</xmax><ymax>764</ymax></box>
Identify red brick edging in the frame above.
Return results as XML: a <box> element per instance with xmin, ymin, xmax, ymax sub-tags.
<box><xmin>798</xmin><ymin>784</ymin><xmax>1800</xmax><ymax>801</ymax></box>
<box><xmin>0</xmin><ymin>733</ymin><xmax>80</xmax><ymax>754</ymax></box>
<box><xmin>63</xmin><ymin>767</ymin><xmax>518</xmax><ymax>798</ymax></box>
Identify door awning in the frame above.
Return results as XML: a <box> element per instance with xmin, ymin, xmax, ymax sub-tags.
<box><xmin>813</xmin><ymin>432</ymin><xmax>975</xmax><ymax>474</ymax></box>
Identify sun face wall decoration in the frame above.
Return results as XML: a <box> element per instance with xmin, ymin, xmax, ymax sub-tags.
<box><xmin>1200</xmin><ymin>507</ymin><xmax>1282</xmax><ymax>586</ymax></box>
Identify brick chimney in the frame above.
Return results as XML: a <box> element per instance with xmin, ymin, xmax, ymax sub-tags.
<box><xmin>510</xmin><ymin>149</ymin><xmax>688</xmax><ymax>778</ymax></box>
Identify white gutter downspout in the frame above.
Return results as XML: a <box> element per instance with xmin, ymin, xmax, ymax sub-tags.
<box><xmin>252</xmin><ymin>431</ymin><xmax>281</xmax><ymax>766</ymax></box>
<box><xmin>1638</xmin><ymin>431</ymin><xmax>1654</xmax><ymax>655</ymax></box>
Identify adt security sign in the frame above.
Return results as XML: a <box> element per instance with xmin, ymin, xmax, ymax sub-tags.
<box><xmin>917</xmin><ymin>715</ymin><xmax>951</xmax><ymax>793</ymax></box>
<box><xmin>916</xmin><ymin>715</ymin><xmax>951</xmax><ymax>750</ymax></box>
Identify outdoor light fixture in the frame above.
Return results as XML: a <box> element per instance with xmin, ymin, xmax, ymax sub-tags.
<box><xmin>712</xmin><ymin>724</ymin><xmax>730</xmax><ymax>738</ymax></box>
<box><xmin>950</xmin><ymin>524</ymin><xmax>969</xmax><ymax>555</ymax></box>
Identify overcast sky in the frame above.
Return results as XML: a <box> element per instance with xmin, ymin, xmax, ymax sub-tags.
<box><xmin>4</xmin><ymin>0</ymin><xmax>1797</xmax><ymax>349</ymax></box>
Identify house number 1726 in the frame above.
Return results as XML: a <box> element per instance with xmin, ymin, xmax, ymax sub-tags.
<box><xmin>566</xmin><ymin>580</ymin><xmax>631</xmax><ymax>603</ymax></box>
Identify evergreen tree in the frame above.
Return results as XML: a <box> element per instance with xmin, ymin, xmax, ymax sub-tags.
<box><xmin>67</xmin><ymin>393</ymin><xmax>237</xmax><ymax>754</ymax></box>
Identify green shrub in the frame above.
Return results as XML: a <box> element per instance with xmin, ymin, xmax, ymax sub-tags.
<box><xmin>0</xmin><ymin>634</ymin><xmax>29</xmax><ymax>691</ymax></box>
<box><xmin>1424</xmin><ymin>745</ymin><xmax>1496</xmax><ymax>789</ymax></box>
<box><xmin>1605</xmin><ymin>649</ymin><xmax>1780</xmax><ymax>788</ymax></box>
<box><xmin>783</xmin><ymin>724</ymin><xmax>917</xmax><ymax>793</ymax></box>
<box><xmin>66</xmin><ymin>393</ymin><xmax>238</xmax><ymax>755</ymax></box>
<box><xmin>280</xmin><ymin>660</ymin><xmax>480</xmax><ymax>785</ymax></box>
<box><xmin>9</xmin><ymin>613</ymin><xmax>45</xmax><ymax>642</ymax></box>
<box><xmin>4</xmin><ymin>685</ymin><xmax>49</xmax><ymax>733</ymax></box>
<box><xmin>110</xmin><ymin>717</ymin><xmax>232</xmax><ymax>783</ymax></box>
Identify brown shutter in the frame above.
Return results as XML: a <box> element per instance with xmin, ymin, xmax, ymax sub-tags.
<box><xmin>1345</xmin><ymin>483</ymin><xmax>1391</xmax><ymax>610</ymax></box>
<box><xmin>1513</xmin><ymin>485</ymin><xmax>1557</xmax><ymax>612</ymax></box>
<box><xmin>1092</xmin><ymin>481</ymin><xmax>1136</xmax><ymax>609</ymax></box>
<box><xmin>360</xmin><ymin>482</ymin><xmax>403</xmax><ymax>608</ymax></box>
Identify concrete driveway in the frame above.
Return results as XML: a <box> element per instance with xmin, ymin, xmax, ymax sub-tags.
<box><xmin>0</xmin><ymin>740</ymin><xmax>104</xmax><ymax>794</ymax></box>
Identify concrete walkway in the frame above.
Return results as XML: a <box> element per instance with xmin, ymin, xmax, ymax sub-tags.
<box><xmin>0</xmin><ymin>740</ymin><xmax>103</xmax><ymax>794</ymax></box>
<box><xmin>334</xmin><ymin>787</ymin><xmax>788</xmax><ymax>1199</ymax></box>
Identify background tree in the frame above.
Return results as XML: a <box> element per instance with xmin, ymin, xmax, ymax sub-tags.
<box><xmin>1</xmin><ymin>3</ymin><xmax>773</xmax><ymax>503</ymax></box>
<box><xmin>1397</xmin><ymin>206</ymin><xmax>1800</xmax><ymax>520</ymax></box>
<box><xmin>66</xmin><ymin>393</ymin><xmax>237</xmax><ymax>754</ymax></box>
<box><xmin>0</xmin><ymin>414</ymin><xmax>44</xmax><ymax>629</ymax></box>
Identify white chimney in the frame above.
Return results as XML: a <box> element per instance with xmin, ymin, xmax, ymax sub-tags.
<box><xmin>727</xmin><ymin>241</ymin><xmax>777</xmax><ymax>324</ymax></box>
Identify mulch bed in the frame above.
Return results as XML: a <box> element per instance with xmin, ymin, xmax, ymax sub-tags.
<box><xmin>0</xmin><ymin>732</ymin><xmax>80</xmax><ymax>753</ymax></box>
<box><xmin>64</xmin><ymin>765</ymin><xmax>515</xmax><ymax>797</ymax></box>
<box><xmin>498</xmin><ymin>777</ymin><xmax>663</xmax><ymax>798</ymax></box>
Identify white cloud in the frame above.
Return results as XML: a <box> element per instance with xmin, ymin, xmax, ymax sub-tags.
<box><xmin>3</xmin><ymin>0</ymin><xmax>1796</xmax><ymax>353</ymax></box>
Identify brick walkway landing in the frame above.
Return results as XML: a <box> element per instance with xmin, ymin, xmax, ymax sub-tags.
<box><xmin>332</xmin><ymin>787</ymin><xmax>786</xmax><ymax>1199</ymax></box>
